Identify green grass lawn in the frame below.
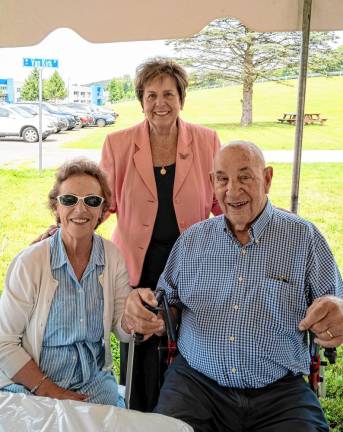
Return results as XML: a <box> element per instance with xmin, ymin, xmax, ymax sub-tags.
<box><xmin>0</xmin><ymin>164</ymin><xmax>342</xmax><ymax>429</ymax></box>
<box><xmin>1</xmin><ymin>163</ymin><xmax>342</xmax><ymax>285</ymax></box>
<box><xmin>63</xmin><ymin>76</ymin><xmax>343</xmax><ymax>151</ymax></box>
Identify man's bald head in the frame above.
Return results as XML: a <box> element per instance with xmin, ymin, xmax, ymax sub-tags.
<box><xmin>214</xmin><ymin>141</ymin><xmax>266</xmax><ymax>171</ymax></box>
<box><xmin>212</xmin><ymin>140</ymin><xmax>273</xmax><ymax>243</ymax></box>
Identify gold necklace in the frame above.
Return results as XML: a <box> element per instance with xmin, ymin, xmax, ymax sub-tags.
<box><xmin>160</xmin><ymin>166</ymin><xmax>167</xmax><ymax>175</ymax></box>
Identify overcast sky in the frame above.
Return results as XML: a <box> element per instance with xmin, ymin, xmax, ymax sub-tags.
<box><xmin>1</xmin><ymin>28</ymin><xmax>342</xmax><ymax>86</ymax></box>
<box><xmin>0</xmin><ymin>28</ymin><xmax>174</xmax><ymax>85</ymax></box>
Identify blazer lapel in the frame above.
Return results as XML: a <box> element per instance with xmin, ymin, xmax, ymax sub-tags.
<box><xmin>133</xmin><ymin>120</ymin><xmax>157</xmax><ymax>199</ymax></box>
<box><xmin>174</xmin><ymin>118</ymin><xmax>193</xmax><ymax>198</ymax></box>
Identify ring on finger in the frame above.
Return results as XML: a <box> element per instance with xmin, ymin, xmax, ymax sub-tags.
<box><xmin>326</xmin><ymin>329</ymin><xmax>334</xmax><ymax>339</ymax></box>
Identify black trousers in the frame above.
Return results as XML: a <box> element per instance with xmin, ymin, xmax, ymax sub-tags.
<box><xmin>154</xmin><ymin>354</ymin><xmax>329</xmax><ymax>432</ymax></box>
<box><xmin>120</xmin><ymin>335</ymin><xmax>168</xmax><ymax>412</ymax></box>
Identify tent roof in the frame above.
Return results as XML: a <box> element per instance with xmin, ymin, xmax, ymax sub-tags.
<box><xmin>1</xmin><ymin>0</ymin><xmax>343</xmax><ymax>48</ymax></box>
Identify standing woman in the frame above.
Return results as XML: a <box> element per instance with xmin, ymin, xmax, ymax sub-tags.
<box><xmin>100</xmin><ymin>58</ymin><xmax>222</xmax><ymax>411</ymax></box>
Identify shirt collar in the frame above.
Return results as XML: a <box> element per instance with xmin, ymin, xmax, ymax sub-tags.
<box><xmin>50</xmin><ymin>229</ymin><xmax>105</xmax><ymax>270</ymax></box>
<box><xmin>222</xmin><ymin>199</ymin><xmax>274</xmax><ymax>243</ymax></box>
<box><xmin>249</xmin><ymin>199</ymin><xmax>273</xmax><ymax>242</ymax></box>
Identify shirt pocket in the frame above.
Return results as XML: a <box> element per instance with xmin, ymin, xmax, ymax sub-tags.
<box><xmin>254</xmin><ymin>277</ymin><xmax>307</xmax><ymax>334</ymax></box>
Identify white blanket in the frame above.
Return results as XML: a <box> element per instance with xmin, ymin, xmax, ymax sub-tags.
<box><xmin>0</xmin><ymin>392</ymin><xmax>193</xmax><ymax>432</ymax></box>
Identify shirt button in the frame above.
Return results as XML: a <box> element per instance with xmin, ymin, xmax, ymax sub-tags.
<box><xmin>231</xmin><ymin>367</ymin><xmax>237</xmax><ymax>373</ymax></box>
<box><xmin>229</xmin><ymin>336</ymin><xmax>235</xmax><ymax>342</ymax></box>
<box><xmin>255</xmin><ymin>239</ymin><xmax>260</xmax><ymax>245</ymax></box>
<box><xmin>80</xmin><ymin>318</ymin><xmax>83</xmax><ymax>322</ymax></box>
<box><xmin>238</xmin><ymin>276</ymin><xmax>244</xmax><ymax>283</ymax></box>
<box><xmin>233</xmin><ymin>304</ymin><xmax>239</xmax><ymax>311</ymax></box>
<box><xmin>242</xmin><ymin>249</ymin><xmax>247</xmax><ymax>255</ymax></box>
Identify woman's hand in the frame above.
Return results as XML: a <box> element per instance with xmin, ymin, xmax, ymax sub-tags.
<box><xmin>11</xmin><ymin>360</ymin><xmax>88</xmax><ymax>402</ymax></box>
<box><xmin>35</xmin><ymin>378</ymin><xmax>88</xmax><ymax>401</ymax></box>
<box><xmin>122</xmin><ymin>288</ymin><xmax>165</xmax><ymax>339</ymax></box>
<box><xmin>30</xmin><ymin>225</ymin><xmax>58</xmax><ymax>245</ymax></box>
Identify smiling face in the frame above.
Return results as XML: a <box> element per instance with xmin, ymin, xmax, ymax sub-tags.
<box><xmin>142</xmin><ymin>74</ymin><xmax>182</xmax><ymax>132</ymax></box>
<box><xmin>56</xmin><ymin>174</ymin><xmax>104</xmax><ymax>246</ymax></box>
<box><xmin>213</xmin><ymin>143</ymin><xmax>273</xmax><ymax>239</ymax></box>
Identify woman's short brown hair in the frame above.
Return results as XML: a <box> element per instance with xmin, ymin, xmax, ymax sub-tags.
<box><xmin>48</xmin><ymin>158</ymin><xmax>111</xmax><ymax>228</ymax></box>
<box><xmin>135</xmin><ymin>57</ymin><xmax>189</xmax><ymax>108</ymax></box>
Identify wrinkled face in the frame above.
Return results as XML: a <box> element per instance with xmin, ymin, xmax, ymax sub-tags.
<box><xmin>56</xmin><ymin>174</ymin><xmax>104</xmax><ymax>243</ymax></box>
<box><xmin>213</xmin><ymin>146</ymin><xmax>273</xmax><ymax>234</ymax></box>
<box><xmin>142</xmin><ymin>74</ymin><xmax>182</xmax><ymax>130</ymax></box>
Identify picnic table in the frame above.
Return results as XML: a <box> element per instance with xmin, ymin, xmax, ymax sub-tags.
<box><xmin>277</xmin><ymin>113</ymin><xmax>327</xmax><ymax>125</ymax></box>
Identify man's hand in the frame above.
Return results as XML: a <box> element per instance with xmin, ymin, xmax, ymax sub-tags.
<box><xmin>299</xmin><ymin>295</ymin><xmax>343</xmax><ymax>348</ymax></box>
<box><xmin>122</xmin><ymin>288</ymin><xmax>165</xmax><ymax>340</ymax></box>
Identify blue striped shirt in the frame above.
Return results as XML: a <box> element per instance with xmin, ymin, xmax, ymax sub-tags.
<box><xmin>4</xmin><ymin>229</ymin><xmax>123</xmax><ymax>406</ymax></box>
<box><xmin>158</xmin><ymin>200</ymin><xmax>343</xmax><ymax>388</ymax></box>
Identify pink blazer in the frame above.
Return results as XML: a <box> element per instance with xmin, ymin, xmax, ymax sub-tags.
<box><xmin>100</xmin><ymin>118</ymin><xmax>221</xmax><ymax>286</ymax></box>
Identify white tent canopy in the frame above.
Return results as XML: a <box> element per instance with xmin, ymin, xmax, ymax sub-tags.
<box><xmin>1</xmin><ymin>0</ymin><xmax>343</xmax><ymax>48</ymax></box>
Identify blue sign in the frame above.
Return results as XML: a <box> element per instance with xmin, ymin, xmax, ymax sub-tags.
<box><xmin>23</xmin><ymin>58</ymin><xmax>59</xmax><ymax>68</ymax></box>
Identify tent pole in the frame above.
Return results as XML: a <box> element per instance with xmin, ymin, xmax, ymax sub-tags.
<box><xmin>290</xmin><ymin>0</ymin><xmax>312</xmax><ymax>214</ymax></box>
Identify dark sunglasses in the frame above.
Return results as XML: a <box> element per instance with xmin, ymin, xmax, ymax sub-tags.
<box><xmin>57</xmin><ymin>194</ymin><xmax>105</xmax><ymax>208</ymax></box>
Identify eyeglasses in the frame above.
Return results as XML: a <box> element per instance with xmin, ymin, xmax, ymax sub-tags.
<box><xmin>57</xmin><ymin>194</ymin><xmax>105</xmax><ymax>208</ymax></box>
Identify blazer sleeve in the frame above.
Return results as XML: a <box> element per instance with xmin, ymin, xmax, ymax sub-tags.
<box><xmin>211</xmin><ymin>131</ymin><xmax>222</xmax><ymax>216</ymax></box>
<box><xmin>0</xmin><ymin>254</ymin><xmax>35</xmax><ymax>379</ymax></box>
<box><xmin>100</xmin><ymin>134</ymin><xmax>117</xmax><ymax>214</ymax></box>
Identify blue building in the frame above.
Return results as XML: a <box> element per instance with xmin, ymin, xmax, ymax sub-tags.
<box><xmin>91</xmin><ymin>84</ymin><xmax>105</xmax><ymax>105</ymax></box>
<box><xmin>0</xmin><ymin>78</ymin><xmax>15</xmax><ymax>103</ymax></box>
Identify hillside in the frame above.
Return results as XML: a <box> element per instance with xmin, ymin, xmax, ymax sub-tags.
<box><xmin>100</xmin><ymin>76</ymin><xmax>343</xmax><ymax>151</ymax></box>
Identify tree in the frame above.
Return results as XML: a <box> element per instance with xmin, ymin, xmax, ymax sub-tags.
<box><xmin>121</xmin><ymin>74</ymin><xmax>135</xmax><ymax>98</ymax></box>
<box><xmin>20</xmin><ymin>68</ymin><xmax>41</xmax><ymax>101</ymax></box>
<box><xmin>309</xmin><ymin>44</ymin><xmax>343</xmax><ymax>75</ymax></box>
<box><xmin>108</xmin><ymin>78</ymin><xmax>124</xmax><ymax>102</ymax></box>
<box><xmin>45</xmin><ymin>71</ymin><xmax>67</xmax><ymax>101</ymax></box>
<box><xmin>167</xmin><ymin>19</ymin><xmax>338</xmax><ymax>126</ymax></box>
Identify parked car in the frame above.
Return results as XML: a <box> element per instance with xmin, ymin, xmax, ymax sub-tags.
<box><xmin>90</xmin><ymin>103</ymin><xmax>119</xmax><ymax>120</ymax></box>
<box><xmin>42</xmin><ymin>103</ymin><xmax>78</xmax><ymax>130</ymax></box>
<box><xmin>55</xmin><ymin>105</ymin><xmax>94</xmax><ymax>128</ymax></box>
<box><xmin>19</xmin><ymin>102</ymin><xmax>69</xmax><ymax>131</ymax></box>
<box><xmin>14</xmin><ymin>103</ymin><xmax>59</xmax><ymax>133</ymax></box>
<box><xmin>91</xmin><ymin>112</ymin><xmax>115</xmax><ymax>127</ymax></box>
<box><xmin>63</xmin><ymin>103</ymin><xmax>117</xmax><ymax>127</ymax></box>
<box><xmin>0</xmin><ymin>105</ymin><xmax>55</xmax><ymax>142</ymax></box>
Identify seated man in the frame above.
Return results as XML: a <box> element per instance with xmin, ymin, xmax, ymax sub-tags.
<box><xmin>154</xmin><ymin>141</ymin><xmax>343</xmax><ymax>432</ymax></box>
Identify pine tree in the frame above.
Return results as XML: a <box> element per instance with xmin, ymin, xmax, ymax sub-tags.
<box><xmin>168</xmin><ymin>19</ymin><xmax>338</xmax><ymax>126</ymax></box>
<box><xmin>45</xmin><ymin>71</ymin><xmax>67</xmax><ymax>101</ymax></box>
<box><xmin>20</xmin><ymin>68</ymin><xmax>40</xmax><ymax>101</ymax></box>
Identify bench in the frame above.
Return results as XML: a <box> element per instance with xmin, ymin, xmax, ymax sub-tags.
<box><xmin>277</xmin><ymin>113</ymin><xmax>327</xmax><ymax>125</ymax></box>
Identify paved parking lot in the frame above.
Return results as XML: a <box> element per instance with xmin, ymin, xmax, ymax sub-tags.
<box><xmin>0</xmin><ymin>128</ymin><xmax>100</xmax><ymax>169</ymax></box>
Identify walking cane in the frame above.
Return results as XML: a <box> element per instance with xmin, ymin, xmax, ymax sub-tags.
<box><xmin>124</xmin><ymin>289</ymin><xmax>165</xmax><ymax>409</ymax></box>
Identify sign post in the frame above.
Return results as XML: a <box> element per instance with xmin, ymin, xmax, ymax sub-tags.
<box><xmin>23</xmin><ymin>58</ymin><xmax>59</xmax><ymax>171</ymax></box>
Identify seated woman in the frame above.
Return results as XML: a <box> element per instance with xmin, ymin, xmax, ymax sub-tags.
<box><xmin>0</xmin><ymin>159</ymin><xmax>162</xmax><ymax>406</ymax></box>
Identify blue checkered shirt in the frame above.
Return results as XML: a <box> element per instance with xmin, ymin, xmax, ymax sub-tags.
<box><xmin>158</xmin><ymin>200</ymin><xmax>343</xmax><ymax>388</ymax></box>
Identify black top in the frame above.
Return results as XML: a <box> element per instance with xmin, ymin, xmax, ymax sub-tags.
<box><xmin>138</xmin><ymin>163</ymin><xmax>180</xmax><ymax>288</ymax></box>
